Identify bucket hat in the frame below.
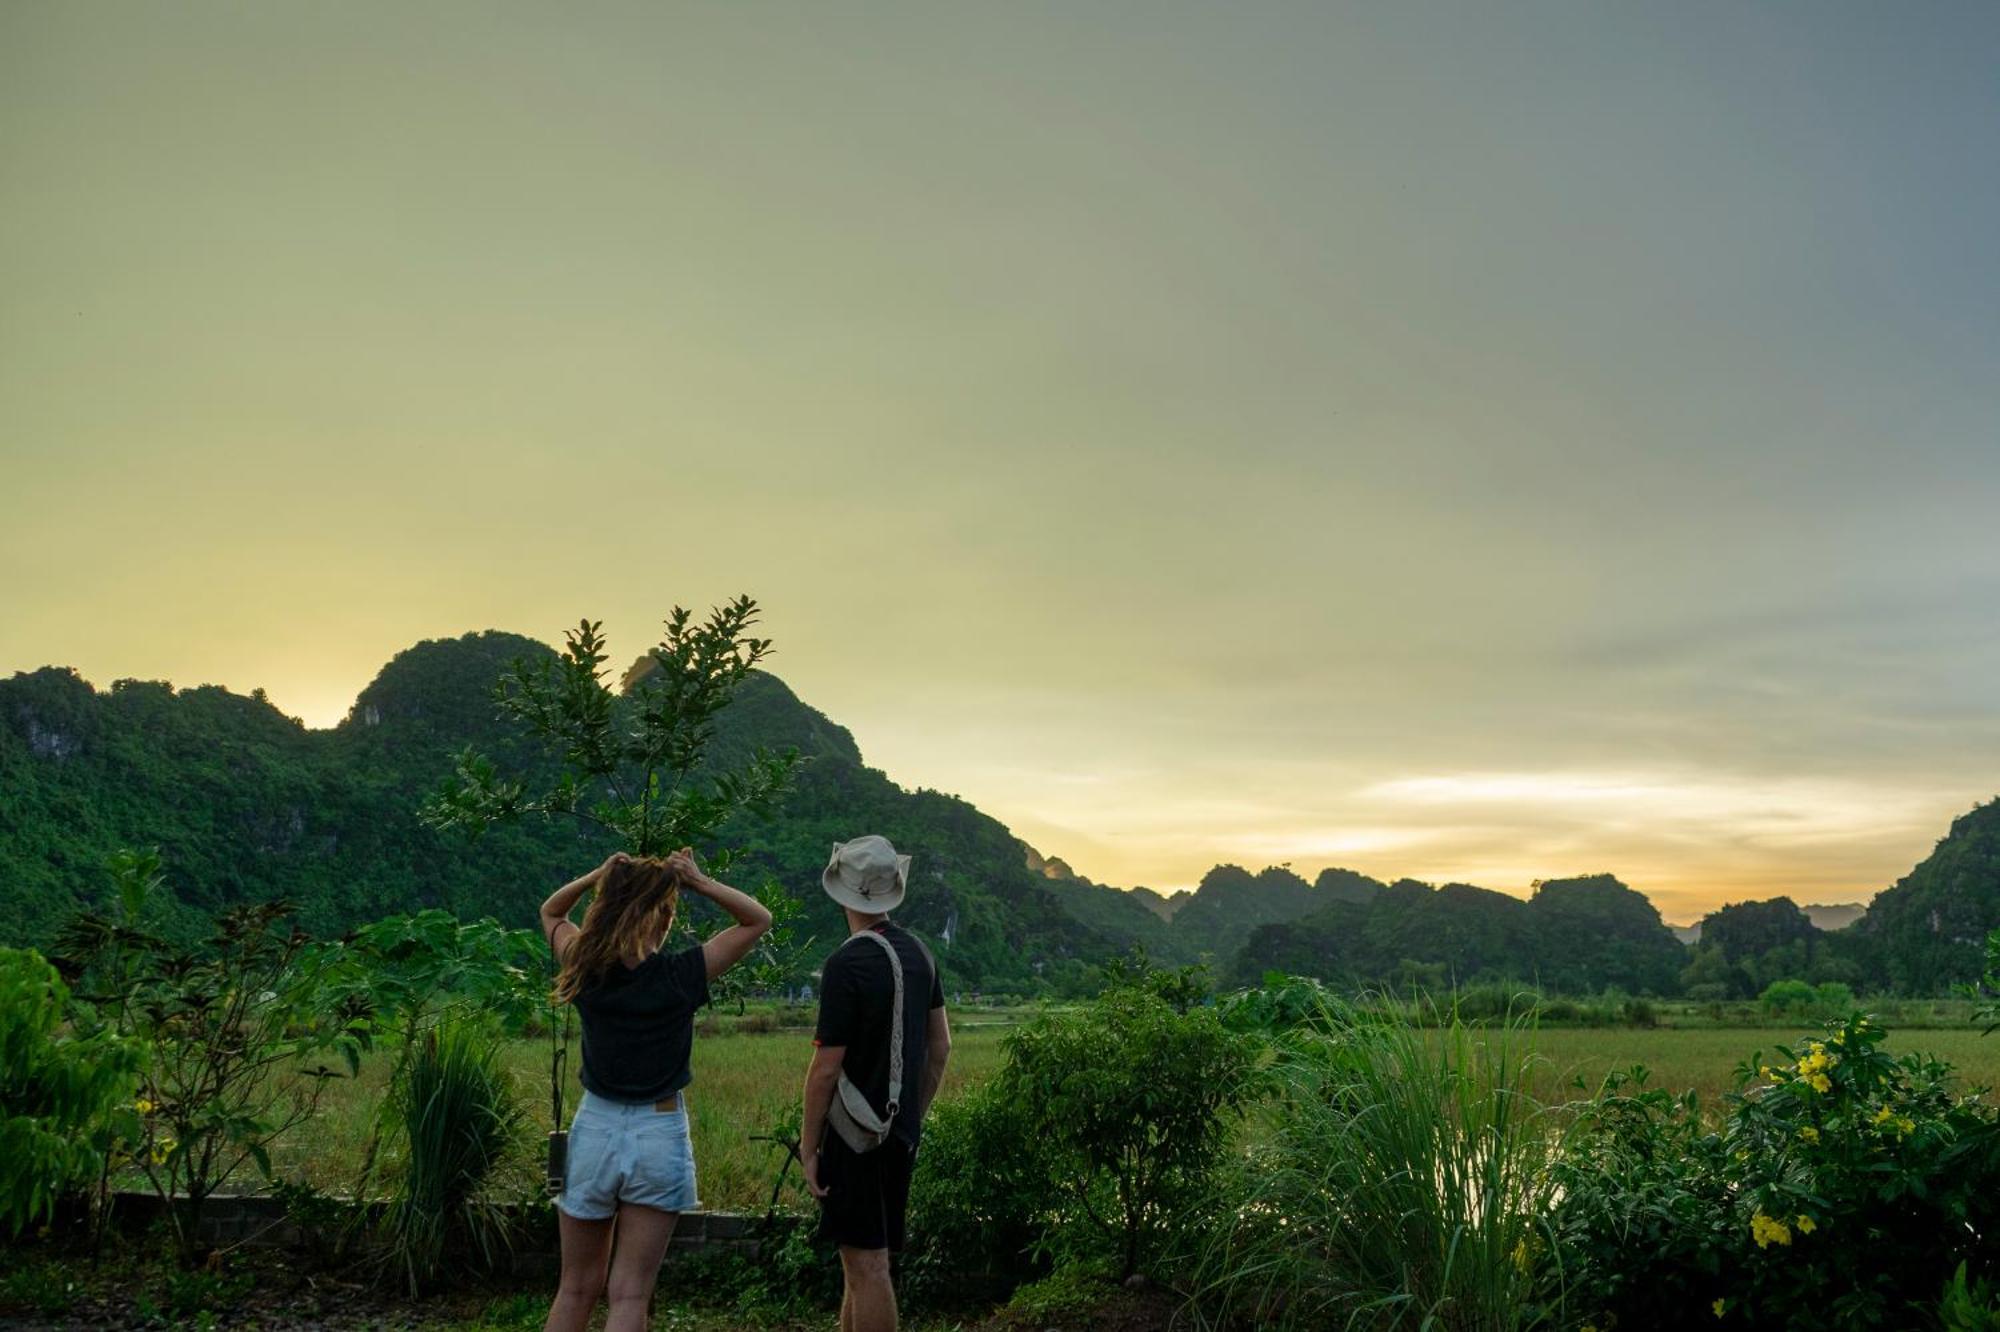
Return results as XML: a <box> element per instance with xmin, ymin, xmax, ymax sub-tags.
<box><xmin>822</xmin><ymin>835</ymin><xmax>910</xmax><ymax>914</ymax></box>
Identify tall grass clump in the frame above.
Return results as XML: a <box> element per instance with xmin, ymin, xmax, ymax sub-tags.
<box><xmin>376</xmin><ymin>1019</ymin><xmax>525</xmax><ymax>1293</ymax></box>
<box><xmin>1189</xmin><ymin>996</ymin><xmax>1559</xmax><ymax>1331</ymax></box>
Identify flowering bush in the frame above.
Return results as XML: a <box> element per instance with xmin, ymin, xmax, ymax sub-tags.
<box><xmin>1550</xmin><ymin>1014</ymin><xmax>2000</xmax><ymax>1330</ymax></box>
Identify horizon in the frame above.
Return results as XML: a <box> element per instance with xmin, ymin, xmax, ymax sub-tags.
<box><xmin>7</xmin><ymin>3</ymin><xmax>2000</xmax><ymax>922</ymax></box>
<box><xmin>10</xmin><ymin>635</ymin><xmax>1979</xmax><ymax>925</ymax></box>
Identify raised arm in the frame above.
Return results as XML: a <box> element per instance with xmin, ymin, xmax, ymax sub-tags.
<box><xmin>667</xmin><ymin>849</ymin><xmax>773</xmax><ymax>981</ymax></box>
<box><xmin>540</xmin><ymin>852</ymin><xmax>623</xmax><ymax>958</ymax></box>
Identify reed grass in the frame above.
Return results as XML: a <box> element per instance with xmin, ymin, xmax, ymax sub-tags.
<box><xmin>1188</xmin><ymin>997</ymin><xmax>1560</xmax><ymax>1331</ymax></box>
<box><xmin>377</xmin><ymin>1020</ymin><xmax>526</xmax><ymax>1294</ymax></box>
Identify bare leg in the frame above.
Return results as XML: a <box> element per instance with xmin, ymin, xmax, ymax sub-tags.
<box><xmin>544</xmin><ymin>1211</ymin><xmax>613</xmax><ymax>1332</ymax></box>
<box><xmin>604</xmin><ymin>1203</ymin><xmax>679</xmax><ymax>1332</ymax></box>
<box><xmin>840</xmin><ymin>1283</ymin><xmax>856</xmax><ymax>1332</ymax></box>
<box><xmin>838</xmin><ymin>1246</ymin><xmax>897</xmax><ymax>1332</ymax></box>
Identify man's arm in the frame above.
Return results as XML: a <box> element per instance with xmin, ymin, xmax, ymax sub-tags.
<box><xmin>539</xmin><ymin>852</ymin><xmax>624</xmax><ymax>956</ymax></box>
<box><xmin>918</xmin><ymin>1005</ymin><xmax>951</xmax><ymax>1117</ymax></box>
<box><xmin>800</xmin><ymin>1044</ymin><xmax>845</xmax><ymax>1198</ymax></box>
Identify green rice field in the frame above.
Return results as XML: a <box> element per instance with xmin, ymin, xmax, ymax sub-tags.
<box><xmin>265</xmin><ymin>1014</ymin><xmax>2000</xmax><ymax>1213</ymax></box>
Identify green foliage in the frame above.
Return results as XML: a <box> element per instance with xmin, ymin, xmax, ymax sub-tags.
<box><xmin>0</xmin><ymin>947</ymin><xmax>141</xmax><ymax>1237</ymax></box>
<box><xmin>1977</xmin><ymin>929</ymin><xmax>1999</xmax><ymax>1035</ymax></box>
<box><xmin>1684</xmin><ymin>897</ymin><xmax>1867</xmax><ymax>1001</ymax></box>
<box><xmin>1760</xmin><ymin>977</ymin><xmax>1818</xmax><ymax>1015</ymax></box>
<box><xmin>1214</xmin><ymin>970</ymin><xmax>1344</xmax><ymax>1031</ymax></box>
<box><xmin>418</xmin><ymin>603</ymin><xmax>816</xmax><ymax>994</ymax></box>
<box><xmin>55</xmin><ymin>851</ymin><xmax>367</xmax><ymax>1264</ymax></box>
<box><xmin>1852</xmin><ymin>799</ymin><xmax>2000</xmax><ymax>995</ymax></box>
<box><xmin>340</xmin><ymin>909</ymin><xmax>545</xmax><ymax>1042</ymax></box>
<box><xmin>1941</xmin><ymin>1262</ymin><xmax>2000</xmax><ymax>1332</ymax></box>
<box><xmin>1236</xmin><ymin>874</ymin><xmax>1689</xmax><ymax>998</ymax></box>
<box><xmin>1097</xmin><ymin>947</ymin><xmax>1212</xmax><ymax>1013</ymax></box>
<box><xmin>1549</xmin><ymin>1014</ymin><xmax>2000</xmax><ymax>1330</ymax></box>
<box><xmin>999</xmin><ymin>988</ymin><xmax>1259</xmax><ymax>1278</ymax></box>
<box><xmin>375</xmin><ymin>1019</ymin><xmax>526</xmax><ymax>1294</ymax></box>
<box><xmin>1002</xmin><ymin>1261</ymin><xmax>1120</xmax><ymax>1320</ymax></box>
<box><xmin>903</xmin><ymin>1084</ymin><xmax>1047</xmax><ymax>1304</ymax></box>
<box><xmin>1189</xmin><ymin>995</ymin><xmax>1557</xmax><ymax>1332</ymax></box>
<box><xmin>421</xmin><ymin>603</ymin><xmax>799</xmax><ymax>858</ymax></box>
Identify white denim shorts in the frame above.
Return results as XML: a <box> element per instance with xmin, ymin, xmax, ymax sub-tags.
<box><xmin>557</xmin><ymin>1090</ymin><xmax>700</xmax><ymax>1220</ymax></box>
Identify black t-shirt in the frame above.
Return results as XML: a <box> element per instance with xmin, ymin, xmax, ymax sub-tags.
<box><xmin>813</xmin><ymin>922</ymin><xmax>946</xmax><ymax>1147</ymax></box>
<box><xmin>574</xmin><ymin>943</ymin><xmax>710</xmax><ymax>1104</ymax></box>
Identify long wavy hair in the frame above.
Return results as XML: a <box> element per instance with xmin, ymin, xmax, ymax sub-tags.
<box><xmin>553</xmin><ymin>856</ymin><xmax>683</xmax><ymax>1004</ymax></box>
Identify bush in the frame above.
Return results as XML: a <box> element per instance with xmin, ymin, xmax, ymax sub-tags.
<box><xmin>376</xmin><ymin>1019</ymin><xmax>526</xmax><ymax>1293</ymax></box>
<box><xmin>1759</xmin><ymin>978</ymin><xmax>1817</xmax><ymax>1015</ymax></box>
<box><xmin>0</xmin><ymin>947</ymin><xmax>140</xmax><ymax>1237</ymax></box>
<box><xmin>903</xmin><ymin>1084</ymin><xmax>1046</xmax><ymax>1305</ymax></box>
<box><xmin>1188</xmin><ymin>996</ymin><xmax>1557</xmax><ymax>1331</ymax></box>
<box><xmin>56</xmin><ymin>851</ymin><xmax>368</xmax><ymax>1264</ymax></box>
<box><xmin>997</xmin><ymin>987</ymin><xmax>1259</xmax><ymax>1279</ymax></box>
<box><xmin>1550</xmin><ymin>1014</ymin><xmax>2000</xmax><ymax>1330</ymax></box>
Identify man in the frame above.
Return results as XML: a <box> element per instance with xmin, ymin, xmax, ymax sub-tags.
<box><xmin>801</xmin><ymin>835</ymin><xmax>952</xmax><ymax>1332</ymax></box>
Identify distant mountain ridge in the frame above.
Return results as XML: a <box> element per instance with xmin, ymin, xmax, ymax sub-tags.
<box><xmin>4</xmin><ymin>631</ymin><xmax>1997</xmax><ymax>994</ymax></box>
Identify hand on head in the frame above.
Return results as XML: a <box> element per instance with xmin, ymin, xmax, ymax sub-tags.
<box><xmin>665</xmin><ymin>847</ymin><xmax>701</xmax><ymax>884</ymax></box>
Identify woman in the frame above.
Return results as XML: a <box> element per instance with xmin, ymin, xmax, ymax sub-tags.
<box><xmin>539</xmin><ymin>847</ymin><xmax>771</xmax><ymax>1332</ymax></box>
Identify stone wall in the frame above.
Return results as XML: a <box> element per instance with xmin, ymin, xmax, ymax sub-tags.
<box><xmin>105</xmin><ymin>1191</ymin><xmax>769</xmax><ymax>1260</ymax></box>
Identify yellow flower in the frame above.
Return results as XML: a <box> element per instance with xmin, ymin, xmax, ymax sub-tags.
<box><xmin>134</xmin><ymin>1098</ymin><xmax>155</xmax><ymax>1114</ymax></box>
<box><xmin>1798</xmin><ymin>1126</ymin><xmax>1820</xmax><ymax>1145</ymax></box>
<box><xmin>1713</xmin><ymin>1297</ymin><xmax>1727</xmax><ymax>1317</ymax></box>
<box><xmin>1896</xmin><ymin>1116</ymin><xmax>1915</xmax><ymax>1137</ymax></box>
<box><xmin>1795</xmin><ymin>1214</ymin><xmax>1817</xmax><ymax>1235</ymax></box>
<box><xmin>1874</xmin><ymin>1106</ymin><xmax>1894</xmax><ymax>1125</ymax></box>
<box><xmin>1751</xmin><ymin>1212</ymin><xmax>1793</xmax><ymax>1248</ymax></box>
<box><xmin>1807</xmin><ymin>1073</ymin><xmax>1831</xmax><ymax>1094</ymax></box>
<box><xmin>148</xmin><ymin>1136</ymin><xmax>177</xmax><ymax>1165</ymax></box>
<box><xmin>1759</xmin><ymin>1065</ymin><xmax>1775</xmax><ymax>1080</ymax></box>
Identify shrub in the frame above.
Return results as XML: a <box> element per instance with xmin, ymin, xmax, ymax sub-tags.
<box><xmin>902</xmin><ymin>1083</ymin><xmax>1047</xmax><ymax>1305</ymax></box>
<box><xmin>1623</xmin><ymin>996</ymin><xmax>1659</xmax><ymax>1028</ymax></box>
<box><xmin>1188</xmin><ymin>996</ymin><xmax>1557</xmax><ymax>1331</ymax></box>
<box><xmin>0</xmin><ymin>947</ymin><xmax>141</xmax><ymax>1237</ymax></box>
<box><xmin>1550</xmin><ymin>1014</ymin><xmax>2000</xmax><ymax>1330</ymax></box>
<box><xmin>999</xmin><ymin>988</ymin><xmax>1259</xmax><ymax>1279</ymax></box>
<box><xmin>1759</xmin><ymin>978</ymin><xmax>1817</xmax><ymax>1015</ymax></box>
<box><xmin>376</xmin><ymin>1019</ymin><xmax>526</xmax><ymax>1293</ymax></box>
<box><xmin>56</xmin><ymin>852</ymin><xmax>368</xmax><ymax>1265</ymax></box>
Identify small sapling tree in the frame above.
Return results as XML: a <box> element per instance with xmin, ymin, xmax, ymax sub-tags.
<box><xmin>420</xmin><ymin>597</ymin><xmax>811</xmax><ymax>993</ymax></box>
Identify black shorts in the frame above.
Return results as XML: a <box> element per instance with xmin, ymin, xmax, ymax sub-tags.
<box><xmin>815</xmin><ymin>1132</ymin><xmax>915</xmax><ymax>1252</ymax></box>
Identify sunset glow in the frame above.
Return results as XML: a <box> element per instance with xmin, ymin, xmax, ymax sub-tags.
<box><xmin>6</xmin><ymin>2</ymin><xmax>1999</xmax><ymax>920</ymax></box>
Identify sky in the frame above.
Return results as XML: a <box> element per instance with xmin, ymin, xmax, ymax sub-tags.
<box><xmin>4</xmin><ymin>3</ymin><xmax>1999</xmax><ymax>923</ymax></box>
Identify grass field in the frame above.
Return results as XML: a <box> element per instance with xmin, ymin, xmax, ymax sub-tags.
<box><xmin>264</xmin><ymin>1013</ymin><xmax>2000</xmax><ymax>1213</ymax></box>
<box><xmin>271</xmin><ymin>1013</ymin><xmax>1014</xmax><ymax>1212</ymax></box>
<box><xmin>1522</xmin><ymin>1025</ymin><xmax>2000</xmax><ymax>1107</ymax></box>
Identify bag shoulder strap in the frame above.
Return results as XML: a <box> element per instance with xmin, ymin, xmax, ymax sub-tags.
<box><xmin>842</xmin><ymin>927</ymin><xmax>905</xmax><ymax>1112</ymax></box>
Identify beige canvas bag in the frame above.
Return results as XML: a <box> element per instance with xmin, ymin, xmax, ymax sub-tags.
<box><xmin>825</xmin><ymin>929</ymin><xmax>904</xmax><ymax>1154</ymax></box>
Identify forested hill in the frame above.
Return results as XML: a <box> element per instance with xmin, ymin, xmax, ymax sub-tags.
<box><xmin>0</xmin><ymin>632</ymin><xmax>1116</xmax><ymax>988</ymax></box>
<box><xmin>5</xmin><ymin>633</ymin><xmax>1996</xmax><ymax>995</ymax></box>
